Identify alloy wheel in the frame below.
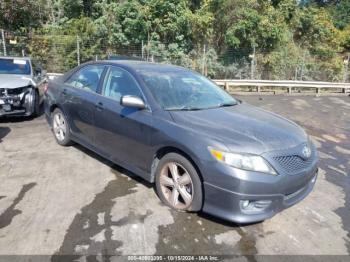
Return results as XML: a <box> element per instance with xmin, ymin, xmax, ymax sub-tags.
<box><xmin>159</xmin><ymin>162</ymin><xmax>194</xmax><ymax>209</ymax></box>
<box><xmin>53</xmin><ymin>112</ymin><xmax>67</xmax><ymax>142</ymax></box>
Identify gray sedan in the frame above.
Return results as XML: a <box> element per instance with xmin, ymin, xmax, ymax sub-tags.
<box><xmin>44</xmin><ymin>61</ymin><xmax>318</xmax><ymax>223</ymax></box>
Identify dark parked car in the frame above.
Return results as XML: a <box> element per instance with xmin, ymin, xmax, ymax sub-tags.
<box><xmin>0</xmin><ymin>56</ymin><xmax>45</xmax><ymax>117</ymax></box>
<box><xmin>44</xmin><ymin>61</ymin><xmax>318</xmax><ymax>223</ymax></box>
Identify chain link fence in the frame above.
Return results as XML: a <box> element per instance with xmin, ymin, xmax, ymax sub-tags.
<box><xmin>0</xmin><ymin>29</ymin><xmax>349</xmax><ymax>82</ymax></box>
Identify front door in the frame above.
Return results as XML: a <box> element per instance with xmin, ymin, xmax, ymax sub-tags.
<box><xmin>94</xmin><ymin>66</ymin><xmax>154</xmax><ymax>172</ymax></box>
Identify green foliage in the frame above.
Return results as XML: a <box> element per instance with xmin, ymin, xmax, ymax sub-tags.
<box><xmin>330</xmin><ymin>0</ymin><xmax>350</xmax><ymax>29</ymax></box>
<box><xmin>0</xmin><ymin>0</ymin><xmax>43</xmax><ymax>31</ymax></box>
<box><xmin>55</xmin><ymin>0</ymin><xmax>96</xmax><ymax>19</ymax></box>
<box><xmin>2</xmin><ymin>0</ymin><xmax>349</xmax><ymax>81</ymax></box>
<box><xmin>341</xmin><ymin>26</ymin><xmax>350</xmax><ymax>51</ymax></box>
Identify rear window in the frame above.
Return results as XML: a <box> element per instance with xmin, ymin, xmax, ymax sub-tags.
<box><xmin>0</xmin><ymin>58</ymin><xmax>31</xmax><ymax>75</ymax></box>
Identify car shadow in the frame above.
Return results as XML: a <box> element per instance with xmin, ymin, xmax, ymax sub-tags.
<box><xmin>0</xmin><ymin>116</ymin><xmax>35</xmax><ymax>123</ymax></box>
<box><xmin>197</xmin><ymin>211</ymin><xmax>263</xmax><ymax>227</ymax></box>
<box><xmin>73</xmin><ymin>143</ymin><xmax>154</xmax><ymax>190</ymax></box>
<box><xmin>73</xmin><ymin>143</ymin><xmax>263</xmax><ymax>227</ymax></box>
<box><xmin>0</xmin><ymin>127</ymin><xmax>11</xmax><ymax>143</ymax></box>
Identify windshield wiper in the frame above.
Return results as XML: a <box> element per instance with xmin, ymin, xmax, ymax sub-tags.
<box><xmin>217</xmin><ymin>102</ymin><xmax>237</xmax><ymax>108</ymax></box>
<box><xmin>166</xmin><ymin>106</ymin><xmax>202</xmax><ymax>111</ymax></box>
<box><xmin>166</xmin><ymin>103</ymin><xmax>237</xmax><ymax>111</ymax></box>
<box><xmin>181</xmin><ymin>107</ymin><xmax>202</xmax><ymax>111</ymax></box>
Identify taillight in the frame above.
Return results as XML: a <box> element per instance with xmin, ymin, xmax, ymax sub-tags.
<box><xmin>43</xmin><ymin>82</ymin><xmax>49</xmax><ymax>94</ymax></box>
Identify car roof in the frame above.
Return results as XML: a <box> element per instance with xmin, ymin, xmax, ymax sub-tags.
<box><xmin>98</xmin><ymin>60</ymin><xmax>187</xmax><ymax>72</ymax></box>
<box><xmin>0</xmin><ymin>56</ymin><xmax>31</xmax><ymax>60</ymax></box>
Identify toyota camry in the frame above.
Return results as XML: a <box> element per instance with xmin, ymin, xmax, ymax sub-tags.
<box><xmin>44</xmin><ymin>60</ymin><xmax>318</xmax><ymax>223</ymax></box>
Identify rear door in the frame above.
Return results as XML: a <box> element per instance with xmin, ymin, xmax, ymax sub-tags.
<box><xmin>94</xmin><ymin>66</ymin><xmax>155</xmax><ymax>172</ymax></box>
<box><xmin>60</xmin><ymin>64</ymin><xmax>105</xmax><ymax>145</ymax></box>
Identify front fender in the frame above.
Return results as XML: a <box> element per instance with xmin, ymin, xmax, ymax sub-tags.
<box><xmin>149</xmin><ymin>120</ymin><xmax>229</xmax><ymax>182</ymax></box>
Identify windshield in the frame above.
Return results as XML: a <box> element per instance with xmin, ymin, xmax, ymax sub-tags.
<box><xmin>0</xmin><ymin>58</ymin><xmax>31</xmax><ymax>75</ymax></box>
<box><xmin>138</xmin><ymin>68</ymin><xmax>237</xmax><ymax>110</ymax></box>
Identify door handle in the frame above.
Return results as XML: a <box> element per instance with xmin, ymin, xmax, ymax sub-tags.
<box><xmin>62</xmin><ymin>89</ymin><xmax>68</xmax><ymax>96</ymax></box>
<box><xmin>95</xmin><ymin>102</ymin><xmax>104</xmax><ymax>111</ymax></box>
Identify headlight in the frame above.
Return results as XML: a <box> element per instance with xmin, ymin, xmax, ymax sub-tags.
<box><xmin>209</xmin><ymin>148</ymin><xmax>277</xmax><ymax>175</ymax></box>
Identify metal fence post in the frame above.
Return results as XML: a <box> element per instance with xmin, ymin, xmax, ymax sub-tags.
<box><xmin>146</xmin><ymin>39</ymin><xmax>150</xmax><ymax>61</ymax></box>
<box><xmin>141</xmin><ymin>40</ymin><xmax>144</xmax><ymax>59</ymax></box>
<box><xmin>76</xmin><ymin>36</ymin><xmax>80</xmax><ymax>66</ymax></box>
<box><xmin>343</xmin><ymin>54</ymin><xmax>349</xmax><ymax>83</ymax></box>
<box><xmin>202</xmin><ymin>44</ymin><xmax>206</xmax><ymax>76</ymax></box>
<box><xmin>224</xmin><ymin>82</ymin><xmax>229</xmax><ymax>91</ymax></box>
<box><xmin>1</xmin><ymin>29</ymin><xmax>7</xmax><ymax>56</ymax></box>
<box><xmin>250</xmin><ymin>45</ymin><xmax>256</xmax><ymax>80</ymax></box>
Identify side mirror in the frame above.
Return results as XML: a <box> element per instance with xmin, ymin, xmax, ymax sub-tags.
<box><xmin>35</xmin><ymin>68</ymin><xmax>42</xmax><ymax>76</ymax></box>
<box><xmin>121</xmin><ymin>95</ymin><xmax>146</xmax><ymax>109</ymax></box>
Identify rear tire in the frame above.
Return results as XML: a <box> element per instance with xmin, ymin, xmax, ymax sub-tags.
<box><xmin>155</xmin><ymin>153</ymin><xmax>203</xmax><ymax>212</ymax></box>
<box><xmin>52</xmin><ymin>108</ymin><xmax>73</xmax><ymax>146</ymax></box>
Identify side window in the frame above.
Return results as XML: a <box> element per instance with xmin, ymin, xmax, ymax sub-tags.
<box><xmin>66</xmin><ymin>65</ymin><xmax>105</xmax><ymax>93</ymax></box>
<box><xmin>102</xmin><ymin>67</ymin><xmax>143</xmax><ymax>102</ymax></box>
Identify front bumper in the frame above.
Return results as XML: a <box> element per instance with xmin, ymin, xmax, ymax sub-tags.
<box><xmin>200</xmin><ymin>143</ymin><xmax>318</xmax><ymax>223</ymax></box>
<box><xmin>202</xmin><ymin>168</ymin><xmax>317</xmax><ymax>224</ymax></box>
<box><xmin>0</xmin><ymin>87</ymin><xmax>36</xmax><ymax>117</ymax></box>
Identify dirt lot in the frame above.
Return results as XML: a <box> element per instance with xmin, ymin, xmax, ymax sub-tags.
<box><xmin>0</xmin><ymin>95</ymin><xmax>349</xmax><ymax>260</ymax></box>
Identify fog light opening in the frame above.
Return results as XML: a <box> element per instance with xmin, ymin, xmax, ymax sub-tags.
<box><xmin>241</xmin><ymin>200</ymin><xmax>250</xmax><ymax>209</ymax></box>
<box><xmin>240</xmin><ymin>200</ymin><xmax>272</xmax><ymax>211</ymax></box>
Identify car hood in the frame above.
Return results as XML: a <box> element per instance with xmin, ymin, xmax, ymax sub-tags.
<box><xmin>170</xmin><ymin>102</ymin><xmax>308</xmax><ymax>155</ymax></box>
<box><xmin>0</xmin><ymin>74</ymin><xmax>33</xmax><ymax>89</ymax></box>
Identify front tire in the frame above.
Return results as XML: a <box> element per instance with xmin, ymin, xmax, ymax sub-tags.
<box><xmin>52</xmin><ymin>108</ymin><xmax>72</xmax><ymax>146</ymax></box>
<box><xmin>32</xmin><ymin>90</ymin><xmax>40</xmax><ymax>117</ymax></box>
<box><xmin>155</xmin><ymin>153</ymin><xmax>203</xmax><ymax>212</ymax></box>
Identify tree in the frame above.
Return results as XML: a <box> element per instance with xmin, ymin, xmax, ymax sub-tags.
<box><xmin>0</xmin><ymin>0</ymin><xmax>43</xmax><ymax>30</ymax></box>
<box><xmin>59</xmin><ymin>0</ymin><xmax>96</xmax><ymax>19</ymax></box>
<box><xmin>330</xmin><ymin>0</ymin><xmax>350</xmax><ymax>29</ymax></box>
<box><xmin>2</xmin><ymin>0</ymin><xmax>347</xmax><ymax>81</ymax></box>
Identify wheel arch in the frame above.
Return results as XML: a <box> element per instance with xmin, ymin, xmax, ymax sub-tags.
<box><xmin>48</xmin><ymin>104</ymin><xmax>68</xmax><ymax>125</ymax></box>
<box><xmin>150</xmin><ymin>146</ymin><xmax>204</xmax><ymax>184</ymax></box>
<box><xmin>49</xmin><ymin>103</ymin><xmax>67</xmax><ymax>116</ymax></box>
<box><xmin>49</xmin><ymin>104</ymin><xmax>59</xmax><ymax>114</ymax></box>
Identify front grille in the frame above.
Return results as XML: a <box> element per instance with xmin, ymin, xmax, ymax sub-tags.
<box><xmin>273</xmin><ymin>155</ymin><xmax>313</xmax><ymax>174</ymax></box>
<box><xmin>8</xmin><ymin>88</ymin><xmax>25</xmax><ymax>95</ymax></box>
<box><xmin>0</xmin><ymin>87</ymin><xmax>27</xmax><ymax>96</ymax></box>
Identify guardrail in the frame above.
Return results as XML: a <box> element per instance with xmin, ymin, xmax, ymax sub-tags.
<box><xmin>47</xmin><ymin>73</ymin><xmax>350</xmax><ymax>94</ymax></box>
<box><xmin>213</xmin><ymin>79</ymin><xmax>350</xmax><ymax>94</ymax></box>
